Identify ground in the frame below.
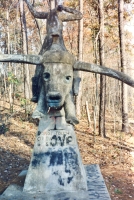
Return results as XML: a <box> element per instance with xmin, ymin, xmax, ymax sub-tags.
<box><xmin>0</xmin><ymin>100</ymin><xmax>134</xmax><ymax>200</ymax></box>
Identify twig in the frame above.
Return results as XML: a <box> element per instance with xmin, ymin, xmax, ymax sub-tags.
<box><xmin>85</xmin><ymin>101</ymin><xmax>91</xmax><ymax>127</ymax></box>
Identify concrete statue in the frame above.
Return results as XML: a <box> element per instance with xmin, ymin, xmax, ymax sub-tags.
<box><xmin>0</xmin><ymin>1</ymin><xmax>134</xmax><ymax>199</ymax></box>
<box><xmin>24</xmin><ymin>0</ymin><xmax>82</xmax><ymax>104</ymax></box>
<box><xmin>23</xmin><ymin>0</ymin><xmax>83</xmax><ymax>125</ymax></box>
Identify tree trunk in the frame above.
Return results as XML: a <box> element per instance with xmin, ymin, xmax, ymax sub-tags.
<box><xmin>92</xmin><ymin>30</ymin><xmax>99</xmax><ymax>134</ymax></box>
<box><xmin>7</xmin><ymin>8</ymin><xmax>13</xmax><ymax>112</ymax></box>
<box><xmin>118</xmin><ymin>0</ymin><xmax>128</xmax><ymax>133</ymax></box>
<box><xmin>49</xmin><ymin>0</ymin><xmax>56</xmax><ymax>9</ymax></box>
<box><xmin>20</xmin><ymin>0</ymin><xmax>30</xmax><ymax>99</ymax></box>
<box><xmin>75</xmin><ymin>0</ymin><xmax>83</xmax><ymax>119</ymax></box>
<box><xmin>98</xmin><ymin>0</ymin><xmax>106</xmax><ymax>137</ymax></box>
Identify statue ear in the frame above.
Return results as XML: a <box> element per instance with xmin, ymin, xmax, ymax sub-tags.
<box><xmin>73</xmin><ymin>61</ymin><xmax>134</xmax><ymax>88</ymax></box>
<box><xmin>0</xmin><ymin>54</ymin><xmax>43</xmax><ymax>65</ymax></box>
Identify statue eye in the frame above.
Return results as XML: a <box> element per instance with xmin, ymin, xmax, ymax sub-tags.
<box><xmin>43</xmin><ymin>72</ymin><xmax>50</xmax><ymax>81</ymax></box>
<box><xmin>66</xmin><ymin>76</ymin><xmax>71</xmax><ymax>81</ymax></box>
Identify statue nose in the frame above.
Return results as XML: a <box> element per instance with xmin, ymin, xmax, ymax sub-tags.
<box><xmin>47</xmin><ymin>92</ymin><xmax>62</xmax><ymax>102</ymax></box>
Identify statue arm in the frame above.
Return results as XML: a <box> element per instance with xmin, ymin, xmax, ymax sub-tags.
<box><xmin>58</xmin><ymin>6</ymin><xmax>82</xmax><ymax>21</ymax></box>
<box><xmin>24</xmin><ymin>0</ymin><xmax>48</xmax><ymax>19</ymax></box>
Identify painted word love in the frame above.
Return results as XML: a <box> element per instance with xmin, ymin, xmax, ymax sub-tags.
<box><xmin>45</xmin><ymin>130</ymin><xmax>74</xmax><ymax>147</ymax></box>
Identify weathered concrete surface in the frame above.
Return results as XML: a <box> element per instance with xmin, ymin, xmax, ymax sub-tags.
<box><xmin>85</xmin><ymin>165</ymin><xmax>111</xmax><ymax>200</ymax></box>
<box><xmin>23</xmin><ymin>120</ymin><xmax>87</xmax><ymax>193</ymax></box>
<box><xmin>0</xmin><ymin>164</ymin><xmax>111</xmax><ymax>200</ymax></box>
<box><xmin>31</xmin><ymin>44</ymin><xmax>79</xmax><ymax>125</ymax></box>
<box><xmin>0</xmin><ymin>118</ymin><xmax>111</xmax><ymax>200</ymax></box>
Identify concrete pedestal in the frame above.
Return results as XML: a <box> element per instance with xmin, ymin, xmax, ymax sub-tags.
<box><xmin>0</xmin><ymin>117</ymin><xmax>111</xmax><ymax>199</ymax></box>
<box><xmin>23</xmin><ymin>118</ymin><xmax>87</xmax><ymax>193</ymax></box>
<box><xmin>0</xmin><ymin>165</ymin><xmax>111</xmax><ymax>200</ymax></box>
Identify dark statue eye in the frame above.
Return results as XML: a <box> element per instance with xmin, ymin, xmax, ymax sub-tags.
<box><xmin>43</xmin><ymin>72</ymin><xmax>50</xmax><ymax>81</ymax></box>
<box><xmin>66</xmin><ymin>76</ymin><xmax>71</xmax><ymax>81</ymax></box>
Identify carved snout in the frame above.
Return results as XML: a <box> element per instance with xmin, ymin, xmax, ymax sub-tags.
<box><xmin>46</xmin><ymin>92</ymin><xmax>62</xmax><ymax>108</ymax></box>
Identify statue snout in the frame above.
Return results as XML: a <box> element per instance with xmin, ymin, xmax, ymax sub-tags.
<box><xmin>46</xmin><ymin>92</ymin><xmax>62</xmax><ymax>108</ymax></box>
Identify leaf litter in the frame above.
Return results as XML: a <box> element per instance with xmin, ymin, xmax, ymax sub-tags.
<box><xmin>0</xmin><ymin>101</ymin><xmax>134</xmax><ymax>200</ymax></box>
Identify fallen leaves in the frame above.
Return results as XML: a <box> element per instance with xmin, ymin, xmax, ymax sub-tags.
<box><xmin>0</xmin><ymin>101</ymin><xmax>134</xmax><ymax>199</ymax></box>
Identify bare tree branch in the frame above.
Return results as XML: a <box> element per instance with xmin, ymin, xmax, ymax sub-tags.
<box><xmin>74</xmin><ymin>61</ymin><xmax>134</xmax><ymax>87</ymax></box>
<box><xmin>0</xmin><ymin>54</ymin><xmax>43</xmax><ymax>65</ymax></box>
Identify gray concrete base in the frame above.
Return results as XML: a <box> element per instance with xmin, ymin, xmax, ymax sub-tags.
<box><xmin>0</xmin><ymin>164</ymin><xmax>111</xmax><ymax>200</ymax></box>
<box><xmin>23</xmin><ymin>122</ymin><xmax>87</xmax><ymax>193</ymax></box>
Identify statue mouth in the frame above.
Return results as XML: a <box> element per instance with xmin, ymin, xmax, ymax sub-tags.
<box><xmin>47</xmin><ymin>104</ymin><xmax>62</xmax><ymax>112</ymax></box>
<box><xmin>46</xmin><ymin>92</ymin><xmax>62</xmax><ymax>109</ymax></box>
<box><xmin>47</xmin><ymin>99</ymin><xmax>62</xmax><ymax>109</ymax></box>
<box><xmin>47</xmin><ymin>102</ymin><xmax>62</xmax><ymax>108</ymax></box>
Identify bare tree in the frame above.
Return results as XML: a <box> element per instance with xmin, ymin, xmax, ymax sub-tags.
<box><xmin>6</xmin><ymin>6</ymin><xmax>13</xmax><ymax>112</ymax></box>
<box><xmin>20</xmin><ymin>0</ymin><xmax>31</xmax><ymax>99</ymax></box>
<box><xmin>49</xmin><ymin>0</ymin><xmax>56</xmax><ymax>9</ymax></box>
<box><xmin>98</xmin><ymin>0</ymin><xmax>106</xmax><ymax>137</ymax></box>
<box><xmin>118</xmin><ymin>0</ymin><xmax>128</xmax><ymax>133</ymax></box>
<box><xmin>75</xmin><ymin>0</ymin><xmax>83</xmax><ymax>119</ymax></box>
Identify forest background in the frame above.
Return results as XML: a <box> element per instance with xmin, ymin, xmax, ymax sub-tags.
<box><xmin>0</xmin><ymin>0</ymin><xmax>134</xmax><ymax>200</ymax></box>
